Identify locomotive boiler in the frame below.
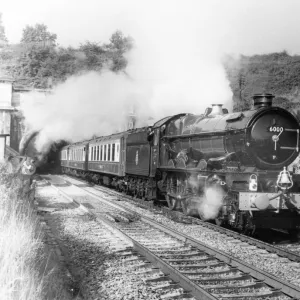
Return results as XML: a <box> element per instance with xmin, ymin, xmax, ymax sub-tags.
<box><xmin>60</xmin><ymin>93</ymin><xmax>300</xmax><ymax>234</ymax></box>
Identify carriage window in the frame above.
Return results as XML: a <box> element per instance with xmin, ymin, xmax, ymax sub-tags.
<box><xmin>107</xmin><ymin>144</ymin><xmax>111</xmax><ymax>161</ymax></box>
<box><xmin>108</xmin><ymin>144</ymin><xmax>111</xmax><ymax>161</ymax></box>
<box><xmin>97</xmin><ymin>146</ymin><xmax>99</xmax><ymax>161</ymax></box>
<box><xmin>104</xmin><ymin>145</ymin><xmax>107</xmax><ymax>161</ymax></box>
<box><xmin>100</xmin><ymin>145</ymin><xmax>103</xmax><ymax>161</ymax></box>
<box><xmin>115</xmin><ymin>143</ymin><xmax>120</xmax><ymax>162</ymax></box>
<box><xmin>112</xmin><ymin>144</ymin><xmax>115</xmax><ymax>161</ymax></box>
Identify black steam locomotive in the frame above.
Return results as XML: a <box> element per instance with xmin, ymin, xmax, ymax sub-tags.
<box><xmin>60</xmin><ymin>94</ymin><xmax>300</xmax><ymax>233</ymax></box>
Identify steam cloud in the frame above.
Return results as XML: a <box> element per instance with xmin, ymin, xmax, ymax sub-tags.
<box><xmin>21</xmin><ymin>71</ymin><xmax>153</xmax><ymax>153</ymax></box>
<box><xmin>6</xmin><ymin>1</ymin><xmax>300</xmax><ymax>155</ymax></box>
<box><xmin>21</xmin><ymin>6</ymin><xmax>233</xmax><ymax>155</ymax></box>
<box><xmin>24</xmin><ymin>0</ymin><xmax>296</xmax><ymax>153</ymax></box>
<box><xmin>198</xmin><ymin>187</ymin><xmax>225</xmax><ymax>221</ymax></box>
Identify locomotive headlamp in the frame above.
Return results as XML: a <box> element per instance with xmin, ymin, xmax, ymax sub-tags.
<box><xmin>277</xmin><ymin>167</ymin><xmax>293</xmax><ymax>190</ymax></box>
<box><xmin>249</xmin><ymin>174</ymin><xmax>258</xmax><ymax>191</ymax></box>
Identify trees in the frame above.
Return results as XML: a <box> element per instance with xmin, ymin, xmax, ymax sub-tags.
<box><xmin>0</xmin><ymin>24</ymin><xmax>134</xmax><ymax>88</ymax></box>
<box><xmin>79</xmin><ymin>42</ymin><xmax>107</xmax><ymax>71</ymax></box>
<box><xmin>223</xmin><ymin>52</ymin><xmax>300</xmax><ymax>114</ymax></box>
<box><xmin>21</xmin><ymin>24</ymin><xmax>57</xmax><ymax>46</ymax></box>
<box><xmin>106</xmin><ymin>30</ymin><xmax>134</xmax><ymax>72</ymax></box>
<box><xmin>78</xmin><ymin>31</ymin><xmax>134</xmax><ymax>73</ymax></box>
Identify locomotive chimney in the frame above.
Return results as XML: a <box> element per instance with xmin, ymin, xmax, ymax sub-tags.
<box><xmin>252</xmin><ymin>93</ymin><xmax>274</xmax><ymax>109</ymax></box>
<box><xmin>210</xmin><ymin>104</ymin><xmax>224</xmax><ymax>115</ymax></box>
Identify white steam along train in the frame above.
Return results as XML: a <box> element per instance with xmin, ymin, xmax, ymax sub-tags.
<box><xmin>60</xmin><ymin>94</ymin><xmax>300</xmax><ymax>235</ymax></box>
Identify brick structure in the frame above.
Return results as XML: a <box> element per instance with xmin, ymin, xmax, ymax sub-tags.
<box><xmin>0</xmin><ymin>76</ymin><xmax>15</xmax><ymax>148</ymax></box>
<box><xmin>0</xmin><ymin>77</ymin><xmax>49</xmax><ymax>154</ymax></box>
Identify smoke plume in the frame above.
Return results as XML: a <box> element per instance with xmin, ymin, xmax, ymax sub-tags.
<box><xmin>21</xmin><ymin>71</ymin><xmax>152</xmax><ymax>153</ymax></box>
<box><xmin>21</xmin><ymin>0</ymin><xmax>254</xmax><ymax>154</ymax></box>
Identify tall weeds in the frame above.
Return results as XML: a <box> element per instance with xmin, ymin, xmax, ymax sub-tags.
<box><xmin>0</xmin><ymin>163</ymin><xmax>70</xmax><ymax>300</ymax></box>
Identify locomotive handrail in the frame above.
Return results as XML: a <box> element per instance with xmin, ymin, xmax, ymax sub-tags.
<box><xmin>279</xmin><ymin>129</ymin><xmax>299</xmax><ymax>152</ymax></box>
<box><xmin>161</xmin><ymin>128</ymin><xmax>246</xmax><ymax>140</ymax></box>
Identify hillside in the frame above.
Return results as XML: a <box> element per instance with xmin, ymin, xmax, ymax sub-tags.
<box><xmin>223</xmin><ymin>51</ymin><xmax>300</xmax><ymax>117</ymax></box>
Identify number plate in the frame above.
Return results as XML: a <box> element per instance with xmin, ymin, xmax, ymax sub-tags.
<box><xmin>268</xmin><ymin>126</ymin><xmax>284</xmax><ymax>133</ymax></box>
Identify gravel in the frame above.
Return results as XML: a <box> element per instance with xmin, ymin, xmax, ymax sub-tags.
<box><xmin>101</xmin><ymin>196</ymin><xmax>300</xmax><ymax>288</ymax></box>
<box><xmin>36</xmin><ymin>183</ymin><xmax>196</xmax><ymax>300</ymax></box>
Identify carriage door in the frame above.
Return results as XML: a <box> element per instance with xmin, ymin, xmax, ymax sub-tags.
<box><xmin>120</xmin><ymin>137</ymin><xmax>126</xmax><ymax>176</ymax></box>
<box><xmin>150</xmin><ymin>129</ymin><xmax>160</xmax><ymax>177</ymax></box>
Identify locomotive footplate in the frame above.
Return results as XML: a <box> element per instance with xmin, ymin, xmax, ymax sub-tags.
<box><xmin>239</xmin><ymin>192</ymin><xmax>300</xmax><ymax>211</ymax></box>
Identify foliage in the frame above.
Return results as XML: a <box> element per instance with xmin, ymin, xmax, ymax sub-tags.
<box><xmin>21</xmin><ymin>23</ymin><xmax>57</xmax><ymax>46</ymax></box>
<box><xmin>223</xmin><ymin>51</ymin><xmax>300</xmax><ymax>115</ymax></box>
<box><xmin>105</xmin><ymin>30</ymin><xmax>134</xmax><ymax>72</ymax></box>
<box><xmin>0</xmin><ymin>26</ymin><xmax>134</xmax><ymax>88</ymax></box>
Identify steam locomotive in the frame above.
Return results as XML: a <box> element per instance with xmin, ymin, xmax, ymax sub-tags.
<box><xmin>60</xmin><ymin>94</ymin><xmax>300</xmax><ymax>234</ymax></box>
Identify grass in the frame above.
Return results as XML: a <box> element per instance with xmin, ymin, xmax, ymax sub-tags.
<box><xmin>0</xmin><ymin>163</ymin><xmax>72</xmax><ymax>300</ymax></box>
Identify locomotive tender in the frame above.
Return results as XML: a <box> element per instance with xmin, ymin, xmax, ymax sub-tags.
<box><xmin>60</xmin><ymin>94</ymin><xmax>300</xmax><ymax>233</ymax></box>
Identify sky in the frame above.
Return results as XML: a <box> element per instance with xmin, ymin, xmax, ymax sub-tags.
<box><xmin>3</xmin><ymin>0</ymin><xmax>300</xmax><ymax>151</ymax></box>
<box><xmin>2</xmin><ymin>0</ymin><xmax>300</xmax><ymax>55</ymax></box>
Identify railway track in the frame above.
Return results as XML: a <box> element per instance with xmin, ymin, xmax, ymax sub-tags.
<box><xmin>59</xmin><ymin>174</ymin><xmax>300</xmax><ymax>263</ymax></box>
<box><xmin>40</xmin><ymin>174</ymin><xmax>300</xmax><ymax>299</ymax></box>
